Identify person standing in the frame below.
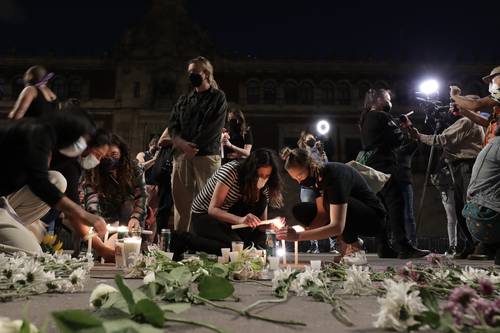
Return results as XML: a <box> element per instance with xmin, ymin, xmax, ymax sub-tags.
<box><xmin>221</xmin><ymin>107</ymin><xmax>253</xmax><ymax>163</ymax></box>
<box><xmin>358</xmin><ymin>89</ymin><xmax>429</xmax><ymax>258</ymax></box>
<box><xmin>168</xmin><ymin>56</ymin><xmax>227</xmax><ymax>232</ymax></box>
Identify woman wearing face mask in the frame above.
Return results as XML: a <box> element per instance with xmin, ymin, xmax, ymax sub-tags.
<box><xmin>277</xmin><ymin>147</ymin><xmax>390</xmax><ymax>264</ymax></box>
<box><xmin>170</xmin><ymin>148</ymin><xmax>284</xmax><ymax>258</ymax></box>
<box><xmin>136</xmin><ymin>135</ymin><xmax>161</xmax><ymax>225</ymax></box>
<box><xmin>358</xmin><ymin>89</ymin><xmax>429</xmax><ymax>259</ymax></box>
<box><xmin>221</xmin><ymin>108</ymin><xmax>253</xmax><ymax>163</ymax></box>
<box><xmin>82</xmin><ymin>134</ymin><xmax>147</xmax><ymax>235</ymax></box>
<box><xmin>0</xmin><ymin>112</ymin><xmax>108</xmax><ymax>254</ymax></box>
<box><xmin>297</xmin><ymin>131</ymin><xmax>337</xmax><ymax>254</ymax></box>
<box><xmin>8</xmin><ymin>65</ymin><xmax>59</xmax><ymax>120</ymax></box>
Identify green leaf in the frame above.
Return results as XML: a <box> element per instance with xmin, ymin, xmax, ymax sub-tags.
<box><xmin>167</xmin><ymin>266</ymin><xmax>192</xmax><ymax>286</ymax></box>
<box><xmin>138</xmin><ymin>283</ymin><xmax>160</xmax><ymax>299</ymax></box>
<box><xmin>419</xmin><ymin>288</ymin><xmax>439</xmax><ymax>311</ymax></box>
<box><xmin>52</xmin><ymin>310</ymin><xmax>105</xmax><ymax>333</ymax></box>
<box><xmin>19</xmin><ymin>320</ymin><xmax>31</xmax><ymax>333</ymax></box>
<box><xmin>210</xmin><ymin>264</ymin><xmax>229</xmax><ymax>278</ymax></box>
<box><xmin>160</xmin><ymin>303</ymin><xmax>191</xmax><ymax>314</ymax></box>
<box><xmin>114</xmin><ymin>275</ymin><xmax>135</xmax><ymax>314</ymax></box>
<box><xmin>101</xmin><ymin>292</ymin><xmax>129</xmax><ymax>313</ymax></box>
<box><xmin>102</xmin><ymin>319</ymin><xmax>163</xmax><ymax>333</ymax></box>
<box><xmin>197</xmin><ymin>276</ymin><xmax>234</xmax><ymax>300</ymax></box>
<box><xmin>133</xmin><ymin>289</ymin><xmax>150</xmax><ymax>303</ymax></box>
<box><xmin>133</xmin><ymin>299</ymin><xmax>165</xmax><ymax>328</ymax></box>
<box><xmin>94</xmin><ymin>308</ymin><xmax>130</xmax><ymax>321</ymax></box>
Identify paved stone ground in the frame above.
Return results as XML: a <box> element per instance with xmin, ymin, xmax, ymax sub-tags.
<box><xmin>0</xmin><ymin>254</ymin><xmax>496</xmax><ymax>333</ymax></box>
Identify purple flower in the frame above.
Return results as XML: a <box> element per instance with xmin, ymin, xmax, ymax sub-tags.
<box><xmin>484</xmin><ymin>299</ymin><xmax>500</xmax><ymax>327</ymax></box>
<box><xmin>478</xmin><ymin>278</ymin><xmax>494</xmax><ymax>296</ymax></box>
<box><xmin>449</xmin><ymin>286</ymin><xmax>478</xmax><ymax>307</ymax></box>
<box><xmin>426</xmin><ymin>254</ymin><xmax>441</xmax><ymax>265</ymax></box>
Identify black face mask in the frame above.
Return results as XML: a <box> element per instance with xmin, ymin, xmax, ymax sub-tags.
<box><xmin>382</xmin><ymin>103</ymin><xmax>392</xmax><ymax>113</ymax></box>
<box><xmin>299</xmin><ymin>176</ymin><xmax>316</xmax><ymax>188</ymax></box>
<box><xmin>229</xmin><ymin>119</ymin><xmax>239</xmax><ymax>130</ymax></box>
<box><xmin>99</xmin><ymin>158</ymin><xmax>120</xmax><ymax>173</ymax></box>
<box><xmin>189</xmin><ymin>73</ymin><xmax>203</xmax><ymax>87</ymax></box>
<box><xmin>305</xmin><ymin>138</ymin><xmax>316</xmax><ymax>148</ymax></box>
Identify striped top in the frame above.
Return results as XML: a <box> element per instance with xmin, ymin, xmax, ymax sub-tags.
<box><xmin>191</xmin><ymin>160</ymin><xmax>269</xmax><ymax>214</ymax></box>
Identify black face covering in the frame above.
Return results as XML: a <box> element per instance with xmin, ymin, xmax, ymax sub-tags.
<box><xmin>229</xmin><ymin>119</ymin><xmax>239</xmax><ymax>131</ymax></box>
<box><xmin>100</xmin><ymin>158</ymin><xmax>120</xmax><ymax>173</ymax></box>
<box><xmin>299</xmin><ymin>176</ymin><xmax>316</xmax><ymax>188</ymax></box>
<box><xmin>305</xmin><ymin>138</ymin><xmax>316</xmax><ymax>148</ymax></box>
<box><xmin>189</xmin><ymin>73</ymin><xmax>203</xmax><ymax>87</ymax></box>
<box><xmin>382</xmin><ymin>103</ymin><xmax>392</xmax><ymax>113</ymax></box>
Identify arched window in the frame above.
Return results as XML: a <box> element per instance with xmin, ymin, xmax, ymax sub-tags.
<box><xmin>246</xmin><ymin>80</ymin><xmax>260</xmax><ymax>104</ymax></box>
<box><xmin>11</xmin><ymin>76</ymin><xmax>24</xmax><ymax>100</ymax></box>
<box><xmin>299</xmin><ymin>81</ymin><xmax>314</xmax><ymax>104</ymax></box>
<box><xmin>262</xmin><ymin>80</ymin><xmax>277</xmax><ymax>104</ymax></box>
<box><xmin>320</xmin><ymin>81</ymin><xmax>335</xmax><ymax>105</ymax></box>
<box><xmin>284</xmin><ymin>80</ymin><xmax>298</xmax><ymax>104</ymax></box>
<box><xmin>68</xmin><ymin>78</ymin><xmax>82</xmax><ymax>98</ymax></box>
<box><xmin>337</xmin><ymin>82</ymin><xmax>351</xmax><ymax>105</ymax></box>
<box><xmin>357</xmin><ymin>81</ymin><xmax>371</xmax><ymax>101</ymax></box>
<box><xmin>52</xmin><ymin>77</ymin><xmax>66</xmax><ymax>99</ymax></box>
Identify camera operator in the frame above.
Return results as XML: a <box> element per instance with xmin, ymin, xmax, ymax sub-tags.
<box><xmin>409</xmin><ymin>96</ymin><xmax>484</xmax><ymax>259</ymax></box>
<box><xmin>358</xmin><ymin>88</ymin><xmax>429</xmax><ymax>259</ymax></box>
<box><xmin>450</xmin><ymin>66</ymin><xmax>500</xmax><ymax>145</ymax></box>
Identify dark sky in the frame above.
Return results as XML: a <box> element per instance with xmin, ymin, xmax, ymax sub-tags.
<box><xmin>1</xmin><ymin>0</ymin><xmax>499</xmax><ymax>62</ymax></box>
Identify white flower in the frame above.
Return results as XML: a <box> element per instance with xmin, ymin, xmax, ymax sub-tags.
<box><xmin>89</xmin><ymin>284</ymin><xmax>118</xmax><ymax>309</ymax></box>
<box><xmin>0</xmin><ymin>317</ymin><xmax>38</xmax><ymax>333</ymax></box>
<box><xmin>271</xmin><ymin>267</ymin><xmax>294</xmax><ymax>291</ymax></box>
<box><xmin>489</xmin><ymin>273</ymin><xmax>500</xmax><ymax>285</ymax></box>
<box><xmin>343</xmin><ymin>265</ymin><xmax>374</xmax><ymax>295</ymax></box>
<box><xmin>433</xmin><ymin>269</ymin><xmax>450</xmax><ymax>280</ymax></box>
<box><xmin>290</xmin><ymin>266</ymin><xmax>324</xmax><ymax>296</ymax></box>
<box><xmin>143</xmin><ymin>271</ymin><xmax>156</xmax><ymax>284</ymax></box>
<box><xmin>459</xmin><ymin>266</ymin><xmax>489</xmax><ymax>283</ymax></box>
<box><xmin>69</xmin><ymin>268</ymin><xmax>87</xmax><ymax>290</ymax></box>
<box><xmin>54</xmin><ymin>279</ymin><xmax>74</xmax><ymax>293</ymax></box>
<box><xmin>374</xmin><ymin>279</ymin><xmax>426</xmax><ymax>332</ymax></box>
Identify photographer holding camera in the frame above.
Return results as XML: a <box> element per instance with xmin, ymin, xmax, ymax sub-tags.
<box><xmin>409</xmin><ymin>96</ymin><xmax>484</xmax><ymax>259</ymax></box>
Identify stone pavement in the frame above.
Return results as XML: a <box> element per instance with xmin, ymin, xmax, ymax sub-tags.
<box><xmin>0</xmin><ymin>255</ymin><xmax>496</xmax><ymax>333</ymax></box>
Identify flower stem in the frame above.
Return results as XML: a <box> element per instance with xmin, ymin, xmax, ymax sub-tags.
<box><xmin>165</xmin><ymin>315</ymin><xmax>228</xmax><ymax>333</ymax></box>
<box><xmin>193</xmin><ymin>295</ymin><xmax>306</xmax><ymax>326</ymax></box>
<box><xmin>242</xmin><ymin>295</ymin><xmax>288</xmax><ymax>313</ymax></box>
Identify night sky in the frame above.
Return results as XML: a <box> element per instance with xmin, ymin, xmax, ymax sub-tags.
<box><xmin>1</xmin><ymin>0</ymin><xmax>499</xmax><ymax>62</ymax></box>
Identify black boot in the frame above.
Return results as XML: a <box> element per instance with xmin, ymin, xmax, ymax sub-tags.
<box><xmin>397</xmin><ymin>241</ymin><xmax>430</xmax><ymax>259</ymax></box>
<box><xmin>376</xmin><ymin>233</ymin><xmax>398</xmax><ymax>258</ymax></box>
<box><xmin>170</xmin><ymin>231</ymin><xmax>189</xmax><ymax>261</ymax></box>
<box><xmin>467</xmin><ymin>242</ymin><xmax>495</xmax><ymax>260</ymax></box>
<box><xmin>453</xmin><ymin>242</ymin><xmax>476</xmax><ymax>260</ymax></box>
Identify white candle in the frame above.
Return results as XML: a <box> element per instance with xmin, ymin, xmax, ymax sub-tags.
<box><xmin>231</xmin><ymin>241</ymin><xmax>244</xmax><ymax>252</ymax></box>
<box><xmin>87</xmin><ymin>227</ymin><xmax>93</xmax><ymax>257</ymax></box>
<box><xmin>281</xmin><ymin>240</ymin><xmax>287</xmax><ymax>265</ymax></box>
<box><xmin>268</xmin><ymin>256</ymin><xmax>279</xmax><ymax>270</ymax></box>
<box><xmin>294</xmin><ymin>241</ymin><xmax>299</xmax><ymax>265</ymax></box>
<box><xmin>310</xmin><ymin>260</ymin><xmax>322</xmax><ymax>270</ymax></box>
<box><xmin>165</xmin><ymin>252</ymin><xmax>174</xmax><ymax>260</ymax></box>
<box><xmin>101</xmin><ymin>226</ymin><xmax>110</xmax><ymax>264</ymax></box>
<box><xmin>115</xmin><ymin>240</ymin><xmax>125</xmax><ymax>268</ymax></box>
<box><xmin>221</xmin><ymin>248</ymin><xmax>231</xmax><ymax>263</ymax></box>
<box><xmin>123</xmin><ymin>237</ymin><xmax>142</xmax><ymax>267</ymax></box>
<box><xmin>217</xmin><ymin>256</ymin><xmax>225</xmax><ymax>264</ymax></box>
<box><xmin>228</xmin><ymin>251</ymin><xmax>239</xmax><ymax>262</ymax></box>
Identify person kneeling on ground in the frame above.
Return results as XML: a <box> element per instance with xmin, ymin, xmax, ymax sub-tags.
<box><xmin>276</xmin><ymin>147</ymin><xmax>393</xmax><ymax>264</ymax></box>
<box><xmin>0</xmin><ymin>112</ymin><xmax>107</xmax><ymax>254</ymax></box>
<box><xmin>462</xmin><ymin>127</ymin><xmax>500</xmax><ymax>265</ymax></box>
<box><xmin>171</xmin><ymin>148</ymin><xmax>284</xmax><ymax>260</ymax></box>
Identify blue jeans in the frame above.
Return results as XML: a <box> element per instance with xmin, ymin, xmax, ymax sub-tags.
<box><xmin>400</xmin><ymin>182</ymin><xmax>417</xmax><ymax>245</ymax></box>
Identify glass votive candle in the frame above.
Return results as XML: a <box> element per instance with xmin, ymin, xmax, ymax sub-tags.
<box><xmin>123</xmin><ymin>237</ymin><xmax>142</xmax><ymax>267</ymax></box>
<box><xmin>268</xmin><ymin>256</ymin><xmax>279</xmax><ymax>270</ymax></box>
<box><xmin>221</xmin><ymin>248</ymin><xmax>231</xmax><ymax>262</ymax></box>
<box><xmin>231</xmin><ymin>241</ymin><xmax>244</xmax><ymax>252</ymax></box>
<box><xmin>310</xmin><ymin>260</ymin><xmax>322</xmax><ymax>270</ymax></box>
<box><xmin>115</xmin><ymin>239</ymin><xmax>125</xmax><ymax>268</ymax></box>
<box><xmin>229</xmin><ymin>251</ymin><xmax>239</xmax><ymax>262</ymax></box>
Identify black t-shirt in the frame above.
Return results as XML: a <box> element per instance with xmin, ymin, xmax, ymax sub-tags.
<box><xmin>360</xmin><ymin>110</ymin><xmax>403</xmax><ymax>174</ymax></box>
<box><xmin>318</xmin><ymin>162</ymin><xmax>386</xmax><ymax>218</ymax></box>
<box><xmin>223</xmin><ymin>127</ymin><xmax>254</xmax><ymax>158</ymax></box>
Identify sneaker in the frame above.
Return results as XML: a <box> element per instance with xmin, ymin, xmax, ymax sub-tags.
<box><xmin>309</xmin><ymin>248</ymin><xmax>320</xmax><ymax>254</ymax></box>
<box><xmin>444</xmin><ymin>246</ymin><xmax>456</xmax><ymax>257</ymax></box>
<box><xmin>454</xmin><ymin>243</ymin><xmax>476</xmax><ymax>260</ymax></box>
<box><xmin>329</xmin><ymin>248</ymin><xmax>340</xmax><ymax>255</ymax></box>
<box><xmin>467</xmin><ymin>242</ymin><xmax>495</xmax><ymax>260</ymax></box>
<box><xmin>341</xmin><ymin>250</ymin><xmax>368</xmax><ymax>265</ymax></box>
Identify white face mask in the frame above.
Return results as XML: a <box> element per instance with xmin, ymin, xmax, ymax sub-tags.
<box><xmin>59</xmin><ymin>136</ymin><xmax>88</xmax><ymax>158</ymax></box>
<box><xmin>80</xmin><ymin>154</ymin><xmax>100</xmax><ymax>170</ymax></box>
<box><xmin>256</xmin><ymin>177</ymin><xmax>268</xmax><ymax>190</ymax></box>
<box><xmin>489</xmin><ymin>81</ymin><xmax>500</xmax><ymax>94</ymax></box>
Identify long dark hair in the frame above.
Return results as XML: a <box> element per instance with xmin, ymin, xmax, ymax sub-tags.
<box><xmin>359</xmin><ymin>88</ymin><xmax>391</xmax><ymax>126</ymax></box>
<box><xmin>280</xmin><ymin>146</ymin><xmax>324</xmax><ymax>180</ymax></box>
<box><xmin>86</xmin><ymin>134</ymin><xmax>136</xmax><ymax>197</ymax></box>
<box><xmin>228</xmin><ymin>108</ymin><xmax>248</xmax><ymax>136</ymax></box>
<box><xmin>238</xmin><ymin>148</ymin><xmax>283</xmax><ymax>208</ymax></box>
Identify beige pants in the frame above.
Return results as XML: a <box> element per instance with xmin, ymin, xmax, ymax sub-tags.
<box><xmin>171</xmin><ymin>154</ymin><xmax>221</xmax><ymax>232</ymax></box>
<box><xmin>0</xmin><ymin>171</ymin><xmax>67</xmax><ymax>253</ymax></box>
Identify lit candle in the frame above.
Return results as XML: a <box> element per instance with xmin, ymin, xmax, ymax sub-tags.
<box><xmin>123</xmin><ymin>237</ymin><xmax>142</xmax><ymax>268</ymax></box>
<box><xmin>117</xmin><ymin>226</ymin><xmax>128</xmax><ymax>240</ymax></box>
<box><xmin>281</xmin><ymin>240</ymin><xmax>287</xmax><ymax>265</ymax></box>
<box><xmin>87</xmin><ymin>227</ymin><xmax>93</xmax><ymax>257</ymax></box>
<box><xmin>294</xmin><ymin>241</ymin><xmax>299</xmax><ymax>265</ymax></box>
<box><xmin>101</xmin><ymin>225</ymin><xmax>110</xmax><ymax>264</ymax></box>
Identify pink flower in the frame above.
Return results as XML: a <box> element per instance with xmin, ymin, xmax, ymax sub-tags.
<box><xmin>449</xmin><ymin>286</ymin><xmax>478</xmax><ymax>307</ymax></box>
<box><xmin>478</xmin><ymin>278</ymin><xmax>494</xmax><ymax>296</ymax></box>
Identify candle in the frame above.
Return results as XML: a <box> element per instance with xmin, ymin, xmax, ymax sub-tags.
<box><xmin>310</xmin><ymin>260</ymin><xmax>321</xmax><ymax>270</ymax></box>
<box><xmin>268</xmin><ymin>256</ymin><xmax>279</xmax><ymax>270</ymax></box>
<box><xmin>101</xmin><ymin>225</ymin><xmax>110</xmax><ymax>264</ymax></box>
<box><xmin>165</xmin><ymin>252</ymin><xmax>174</xmax><ymax>260</ymax></box>
<box><xmin>123</xmin><ymin>237</ymin><xmax>142</xmax><ymax>267</ymax></box>
<box><xmin>228</xmin><ymin>251</ymin><xmax>239</xmax><ymax>262</ymax></box>
<box><xmin>217</xmin><ymin>256</ymin><xmax>225</xmax><ymax>264</ymax></box>
<box><xmin>231</xmin><ymin>241</ymin><xmax>244</xmax><ymax>252</ymax></box>
<box><xmin>115</xmin><ymin>240</ymin><xmax>125</xmax><ymax>268</ymax></box>
<box><xmin>87</xmin><ymin>227</ymin><xmax>93</xmax><ymax>257</ymax></box>
<box><xmin>221</xmin><ymin>248</ymin><xmax>231</xmax><ymax>263</ymax></box>
<box><xmin>281</xmin><ymin>240</ymin><xmax>287</xmax><ymax>265</ymax></box>
<box><xmin>294</xmin><ymin>241</ymin><xmax>299</xmax><ymax>265</ymax></box>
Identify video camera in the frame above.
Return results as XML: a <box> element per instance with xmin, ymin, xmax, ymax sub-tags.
<box><xmin>415</xmin><ymin>93</ymin><xmax>457</xmax><ymax>131</ymax></box>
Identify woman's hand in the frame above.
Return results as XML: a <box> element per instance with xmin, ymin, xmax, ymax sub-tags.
<box><xmin>239</xmin><ymin>213</ymin><xmax>261</xmax><ymax>228</ymax></box>
<box><xmin>276</xmin><ymin>226</ymin><xmax>299</xmax><ymax>241</ymax></box>
<box><xmin>450</xmin><ymin>85</ymin><xmax>461</xmax><ymax>97</ymax></box>
<box><xmin>128</xmin><ymin>218</ymin><xmax>141</xmax><ymax>231</ymax></box>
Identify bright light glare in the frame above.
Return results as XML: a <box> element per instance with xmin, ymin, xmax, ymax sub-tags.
<box><xmin>419</xmin><ymin>79</ymin><xmax>439</xmax><ymax>95</ymax></box>
<box><xmin>292</xmin><ymin>225</ymin><xmax>305</xmax><ymax>232</ymax></box>
<box><xmin>276</xmin><ymin>247</ymin><xmax>286</xmax><ymax>257</ymax></box>
<box><xmin>316</xmin><ymin>120</ymin><xmax>330</xmax><ymax>135</ymax></box>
